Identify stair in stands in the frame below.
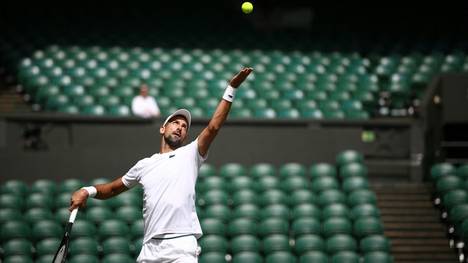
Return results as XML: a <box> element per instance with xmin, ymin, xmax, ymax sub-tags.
<box><xmin>0</xmin><ymin>80</ymin><xmax>31</xmax><ymax>113</ymax></box>
<box><xmin>371</xmin><ymin>182</ymin><xmax>456</xmax><ymax>263</ymax></box>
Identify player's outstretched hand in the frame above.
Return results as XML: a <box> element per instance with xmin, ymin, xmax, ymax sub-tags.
<box><xmin>229</xmin><ymin>67</ymin><xmax>253</xmax><ymax>88</ymax></box>
<box><xmin>69</xmin><ymin>189</ymin><xmax>89</xmax><ymax>211</ymax></box>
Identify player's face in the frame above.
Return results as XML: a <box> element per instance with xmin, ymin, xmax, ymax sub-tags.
<box><xmin>161</xmin><ymin>116</ymin><xmax>188</xmax><ymax>149</ymax></box>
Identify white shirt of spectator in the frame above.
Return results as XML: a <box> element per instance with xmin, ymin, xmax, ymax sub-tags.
<box><xmin>132</xmin><ymin>95</ymin><xmax>160</xmax><ymax>118</ymax></box>
<box><xmin>121</xmin><ymin>139</ymin><xmax>206</xmax><ymax>244</ymax></box>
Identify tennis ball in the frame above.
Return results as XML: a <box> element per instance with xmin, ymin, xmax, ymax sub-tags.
<box><xmin>242</xmin><ymin>2</ymin><xmax>253</xmax><ymax>14</ymax></box>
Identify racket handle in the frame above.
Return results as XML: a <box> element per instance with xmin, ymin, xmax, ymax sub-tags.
<box><xmin>69</xmin><ymin>208</ymin><xmax>78</xmax><ymax>223</ymax></box>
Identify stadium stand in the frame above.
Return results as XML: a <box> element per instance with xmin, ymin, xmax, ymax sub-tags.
<box><xmin>0</xmin><ymin>151</ymin><xmax>394</xmax><ymax>263</ymax></box>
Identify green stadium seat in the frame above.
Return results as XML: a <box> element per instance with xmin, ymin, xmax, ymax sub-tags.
<box><xmin>259</xmin><ymin>218</ymin><xmax>289</xmax><ymax>236</ymax></box>
<box><xmin>99</xmin><ymin>219</ymin><xmax>130</xmax><ymax>240</ymax></box>
<box><xmin>2</xmin><ymin>239</ymin><xmax>33</xmax><ymax>256</ymax></box>
<box><xmin>323</xmin><ymin>203</ymin><xmax>350</xmax><ymax>219</ymax></box>
<box><xmin>199</xmin><ymin>190</ymin><xmax>229</xmax><ymax>206</ymax></box>
<box><xmin>108</xmin><ymin>105</ymin><xmax>131</xmax><ymax>116</ymax></box>
<box><xmin>261</xmin><ymin>204</ymin><xmax>290</xmax><ymax>220</ymax></box>
<box><xmin>36</xmin><ymin>238</ymin><xmax>61</xmax><ymax>256</ymax></box>
<box><xmin>72</xmin><ymin>220</ymin><xmax>97</xmax><ymax>238</ymax></box>
<box><xmin>265</xmin><ymin>251</ymin><xmax>297</xmax><ymax>263</ymax></box>
<box><xmin>299</xmin><ymin>251</ymin><xmax>328</xmax><ymax>263</ymax></box>
<box><xmin>0</xmin><ymin>194</ymin><xmax>24</xmax><ymax>210</ymax></box>
<box><xmin>201</xmin><ymin>218</ymin><xmax>226</xmax><ymax>236</ymax></box>
<box><xmin>282</xmin><ymin>176</ymin><xmax>309</xmax><ymax>192</ymax></box>
<box><xmin>442</xmin><ymin>190</ymin><xmax>468</xmax><ymax>211</ymax></box>
<box><xmin>231</xmin><ymin>252</ymin><xmax>262</xmax><ymax>263</ymax></box>
<box><xmin>292</xmin><ymin>203</ymin><xmax>322</xmax><ymax>219</ymax></box>
<box><xmin>3</xmin><ymin>256</ymin><xmax>33</xmax><ymax>263</ymax></box>
<box><xmin>340</xmin><ymin>163</ymin><xmax>368</xmax><ymax>178</ymax></box>
<box><xmin>363</xmin><ymin>251</ymin><xmax>393</xmax><ymax>263</ymax></box>
<box><xmin>457</xmin><ymin>164</ymin><xmax>468</xmax><ymax>180</ymax></box>
<box><xmin>36</xmin><ymin>255</ymin><xmax>56</xmax><ymax>263</ymax></box>
<box><xmin>262</xmin><ymin>234</ymin><xmax>291</xmax><ymax>253</ymax></box>
<box><xmin>55</xmin><ymin>207</ymin><xmax>74</xmax><ymax>224</ymax></box>
<box><xmin>309</xmin><ymin>163</ymin><xmax>336</xmax><ymax>178</ymax></box>
<box><xmin>230</xmin><ymin>235</ymin><xmax>261</xmax><ymax>254</ymax></box>
<box><xmin>102</xmin><ymin>237</ymin><xmax>132</xmax><ymax>255</ymax></box>
<box><xmin>360</xmin><ymin>234</ymin><xmax>391</xmax><ymax>252</ymax></box>
<box><xmin>291</xmin><ymin>217</ymin><xmax>321</xmax><ymax>237</ymax></box>
<box><xmin>232</xmin><ymin>204</ymin><xmax>260</xmax><ymax>220</ymax></box>
<box><xmin>199</xmin><ymin>235</ymin><xmax>228</xmax><ymax>253</ymax></box>
<box><xmin>68</xmin><ymin>254</ymin><xmax>100</xmax><ymax>263</ymax></box>
<box><xmin>318</xmin><ymin>190</ymin><xmax>346</xmax><ymax>207</ymax></box>
<box><xmin>82</xmin><ymin>104</ymin><xmax>106</xmax><ymax>115</ymax></box>
<box><xmin>350</xmin><ymin>204</ymin><xmax>381</xmax><ymax>219</ymax></box>
<box><xmin>101</xmin><ymin>253</ymin><xmax>134</xmax><ymax>263</ymax></box>
<box><xmin>130</xmin><ymin>219</ymin><xmax>144</xmax><ymax>239</ymax></box>
<box><xmin>326</xmin><ymin>234</ymin><xmax>357</xmax><ymax>254</ymax></box>
<box><xmin>354</xmin><ymin>217</ymin><xmax>384</xmax><ymax>238</ymax></box>
<box><xmin>204</xmin><ymin>205</ymin><xmax>231</xmax><ymax>222</ymax></box>
<box><xmin>232</xmin><ymin>189</ymin><xmax>258</xmax><ymax>207</ymax></box>
<box><xmin>289</xmin><ymin>189</ymin><xmax>316</xmax><ymax>206</ymax></box>
<box><xmin>255</xmin><ymin>176</ymin><xmax>280</xmax><ymax>192</ymax></box>
<box><xmin>229</xmin><ymin>176</ymin><xmax>255</xmax><ymax>193</ymax></box>
<box><xmin>69</xmin><ymin>237</ymin><xmax>99</xmax><ymax>256</ymax></box>
<box><xmin>311</xmin><ymin>176</ymin><xmax>339</xmax><ymax>193</ymax></box>
<box><xmin>1</xmin><ymin>180</ymin><xmax>28</xmax><ymax>196</ymax></box>
<box><xmin>198</xmin><ymin>177</ymin><xmax>226</xmax><ymax>193</ymax></box>
<box><xmin>348</xmin><ymin>189</ymin><xmax>377</xmax><ymax>207</ymax></box>
<box><xmin>260</xmin><ymin>189</ymin><xmax>288</xmax><ymax>206</ymax></box>
<box><xmin>336</xmin><ymin>150</ymin><xmax>364</xmax><ymax>166</ymax></box>
<box><xmin>86</xmin><ymin>206</ymin><xmax>114</xmax><ymax>225</ymax></box>
<box><xmin>59</xmin><ymin>179</ymin><xmax>84</xmax><ymax>194</ymax></box>
<box><xmin>220</xmin><ymin>163</ymin><xmax>247</xmax><ymax>178</ymax></box>
<box><xmin>342</xmin><ymin>176</ymin><xmax>370</xmax><ymax>192</ymax></box>
<box><xmin>1</xmin><ymin>221</ymin><xmax>31</xmax><ymax>241</ymax></box>
<box><xmin>330</xmin><ymin>251</ymin><xmax>360</xmax><ymax>263</ymax></box>
<box><xmin>116</xmin><ymin>206</ymin><xmax>142</xmax><ymax>224</ymax></box>
<box><xmin>228</xmin><ymin>218</ymin><xmax>257</xmax><ymax>237</ymax></box>
<box><xmin>430</xmin><ymin>163</ymin><xmax>456</xmax><ymax>181</ymax></box>
<box><xmin>436</xmin><ymin>175</ymin><xmax>462</xmax><ymax>194</ymax></box>
<box><xmin>199</xmin><ymin>252</ymin><xmax>227</xmax><ymax>263</ymax></box>
<box><xmin>279</xmin><ymin>163</ymin><xmax>306</xmax><ymax>178</ymax></box>
<box><xmin>25</xmin><ymin>193</ymin><xmax>53</xmax><ymax>209</ymax></box>
<box><xmin>0</xmin><ymin>209</ymin><xmax>23</xmax><ymax>224</ymax></box>
<box><xmin>32</xmin><ymin>220</ymin><xmax>62</xmax><ymax>240</ymax></box>
<box><xmin>250</xmin><ymin>163</ymin><xmax>276</xmax><ymax>177</ymax></box>
<box><xmin>448</xmin><ymin>204</ymin><xmax>468</xmax><ymax>225</ymax></box>
<box><xmin>30</xmin><ymin>179</ymin><xmax>57</xmax><ymax>195</ymax></box>
<box><xmin>199</xmin><ymin>164</ymin><xmax>217</xmax><ymax>178</ymax></box>
<box><xmin>322</xmin><ymin>217</ymin><xmax>352</xmax><ymax>238</ymax></box>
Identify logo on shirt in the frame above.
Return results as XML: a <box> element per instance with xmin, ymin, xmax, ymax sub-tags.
<box><xmin>228</xmin><ymin>95</ymin><xmax>233</xmax><ymax>98</ymax></box>
<box><xmin>169</xmin><ymin>154</ymin><xmax>175</xmax><ymax>158</ymax></box>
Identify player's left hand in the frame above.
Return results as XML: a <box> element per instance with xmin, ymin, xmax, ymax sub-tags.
<box><xmin>229</xmin><ymin>67</ymin><xmax>253</xmax><ymax>88</ymax></box>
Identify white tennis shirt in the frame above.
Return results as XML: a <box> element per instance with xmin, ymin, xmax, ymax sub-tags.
<box><xmin>121</xmin><ymin>139</ymin><xmax>206</xmax><ymax>244</ymax></box>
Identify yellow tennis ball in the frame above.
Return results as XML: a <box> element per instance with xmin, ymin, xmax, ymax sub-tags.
<box><xmin>242</xmin><ymin>2</ymin><xmax>253</xmax><ymax>14</ymax></box>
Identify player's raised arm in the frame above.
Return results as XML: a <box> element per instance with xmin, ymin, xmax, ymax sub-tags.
<box><xmin>69</xmin><ymin>177</ymin><xmax>129</xmax><ymax>211</ymax></box>
<box><xmin>197</xmin><ymin>67</ymin><xmax>253</xmax><ymax>157</ymax></box>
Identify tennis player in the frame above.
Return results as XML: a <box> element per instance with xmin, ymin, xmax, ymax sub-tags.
<box><xmin>69</xmin><ymin>67</ymin><xmax>253</xmax><ymax>262</ymax></box>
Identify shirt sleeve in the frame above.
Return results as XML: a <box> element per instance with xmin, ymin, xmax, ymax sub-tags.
<box><xmin>121</xmin><ymin>159</ymin><xmax>144</xmax><ymax>188</ymax></box>
<box><xmin>194</xmin><ymin>138</ymin><xmax>208</xmax><ymax>167</ymax></box>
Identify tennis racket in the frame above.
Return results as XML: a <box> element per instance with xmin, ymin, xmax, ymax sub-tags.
<box><xmin>52</xmin><ymin>208</ymin><xmax>78</xmax><ymax>263</ymax></box>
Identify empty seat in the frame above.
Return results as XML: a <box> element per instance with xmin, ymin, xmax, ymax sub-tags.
<box><xmin>0</xmin><ymin>194</ymin><xmax>24</xmax><ymax>210</ymax></box>
<box><xmin>299</xmin><ymin>251</ymin><xmax>328</xmax><ymax>263</ymax></box>
<box><xmin>115</xmin><ymin>206</ymin><xmax>142</xmax><ymax>224</ymax></box>
<box><xmin>32</xmin><ymin>220</ymin><xmax>62</xmax><ymax>240</ymax></box>
<box><xmin>201</xmin><ymin>218</ymin><xmax>226</xmax><ymax>236</ymax></box>
<box><xmin>342</xmin><ymin>176</ymin><xmax>369</xmax><ymax>193</ymax></box>
<box><xmin>430</xmin><ymin>163</ymin><xmax>456</xmax><ymax>181</ymax></box>
<box><xmin>68</xmin><ymin>254</ymin><xmax>100</xmax><ymax>263</ymax></box>
<box><xmin>292</xmin><ymin>203</ymin><xmax>322</xmax><ymax>219</ymax></box>
<box><xmin>291</xmin><ymin>218</ymin><xmax>321</xmax><ymax>237</ymax></box>
<box><xmin>101</xmin><ymin>253</ymin><xmax>134</xmax><ymax>263</ymax></box>
<box><xmin>102</xmin><ymin>237</ymin><xmax>132</xmax><ymax>255</ymax></box>
<box><xmin>199</xmin><ymin>235</ymin><xmax>228</xmax><ymax>253</ymax></box>
<box><xmin>2</xmin><ymin>239</ymin><xmax>33</xmax><ymax>256</ymax></box>
<box><xmin>1</xmin><ymin>180</ymin><xmax>28</xmax><ymax>196</ymax></box>
<box><xmin>318</xmin><ymin>190</ymin><xmax>346</xmax><ymax>207</ymax></box>
<box><xmin>0</xmin><ymin>209</ymin><xmax>22</xmax><ymax>224</ymax></box>
<box><xmin>289</xmin><ymin>189</ymin><xmax>316</xmax><ymax>206</ymax></box>
<box><xmin>3</xmin><ymin>256</ymin><xmax>33</xmax><ymax>263</ymax></box>
<box><xmin>231</xmin><ymin>251</ymin><xmax>262</xmax><ymax>263</ymax></box>
<box><xmin>86</xmin><ymin>207</ymin><xmax>114</xmax><ymax>224</ymax></box>
<box><xmin>72</xmin><ymin>220</ymin><xmax>97</xmax><ymax>238</ymax></box>
<box><xmin>309</xmin><ymin>163</ymin><xmax>336</xmax><ymax>178</ymax></box>
<box><xmin>363</xmin><ymin>251</ymin><xmax>393</xmax><ymax>263</ymax></box>
<box><xmin>354</xmin><ymin>217</ymin><xmax>384</xmax><ymax>238</ymax></box>
<box><xmin>330</xmin><ymin>251</ymin><xmax>360</xmax><ymax>263</ymax></box>
<box><xmin>69</xmin><ymin>237</ymin><xmax>99</xmax><ymax>256</ymax></box>
<box><xmin>261</xmin><ymin>204</ymin><xmax>290</xmax><ymax>220</ymax></box>
<box><xmin>326</xmin><ymin>234</ymin><xmax>357</xmax><ymax>254</ymax></box>
<box><xmin>260</xmin><ymin>189</ymin><xmax>288</xmax><ymax>206</ymax></box>
<box><xmin>279</xmin><ymin>163</ymin><xmax>306</xmax><ymax>178</ymax></box>
<box><xmin>232</xmin><ymin>204</ymin><xmax>260</xmax><ymax>220</ymax></box>
<box><xmin>199</xmin><ymin>252</ymin><xmax>227</xmax><ymax>263</ymax></box>
<box><xmin>255</xmin><ymin>176</ymin><xmax>280</xmax><ymax>192</ymax></box>
<box><xmin>1</xmin><ymin>221</ymin><xmax>31</xmax><ymax>240</ymax></box>
<box><xmin>220</xmin><ymin>163</ymin><xmax>247</xmax><ymax>179</ymax></box>
<box><xmin>350</xmin><ymin>204</ymin><xmax>381</xmax><ymax>219</ymax></box>
<box><xmin>30</xmin><ymin>179</ymin><xmax>57</xmax><ymax>195</ymax></box>
<box><xmin>262</xmin><ymin>234</ymin><xmax>290</xmax><ymax>253</ymax></box>
<box><xmin>99</xmin><ymin>219</ymin><xmax>130</xmax><ymax>239</ymax></box>
<box><xmin>24</xmin><ymin>208</ymin><xmax>53</xmax><ymax>223</ymax></box>
<box><xmin>322</xmin><ymin>217</ymin><xmax>352</xmax><ymax>238</ymax></box>
<box><xmin>231</xmin><ymin>190</ymin><xmax>258</xmax><ymax>207</ymax></box>
<box><xmin>265</xmin><ymin>251</ymin><xmax>297</xmax><ymax>263</ymax></box>
<box><xmin>336</xmin><ymin>150</ymin><xmax>363</xmax><ymax>166</ymax></box>
<box><xmin>311</xmin><ymin>176</ymin><xmax>339</xmax><ymax>193</ymax></box>
<box><xmin>228</xmin><ymin>218</ymin><xmax>257</xmax><ymax>237</ymax></box>
<box><xmin>204</xmin><ymin>205</ymin><xmax>231</xmax><ymax>222</ymax></box>
<box><xmin>360</xmin><ymin>234</ymin><xmax>391</xmax><ymax>252</ymax></box>
<box><xmin>230</xmin><ymin>235</ymin><xmax>261</xmax><ymax>253</ymax></box>
<box><xmin>25</xmin><ymin>193</ymin><xmax>53</xmax><ymax>209</ymax></box>
<box><xmin>282</xmin><ymin>176</ymin><xmax>309</xmax><ymax>192</ymax></box>
<box><xmin>348</xmin><ymin>189</ymin><xmax>377</xmax><ymax>207</ymax></box>
<box><xmin>294</xmin><ymin>234</ymin><xmax>324</xmax><ymax>255</ymax></box>
<box><xmin>340</xmin><ymin>163</ymin><xmax>368</xmax><ymax>178</ymax></box>
<box><xmin>323</xmin><ymin>203</ymin><xmax>350</xmax><ymax>219</ymax></box>
<box><xmin>259</xmin><ymin>218</ymin><xmax>289</xmax><ymax>236</ymax></box>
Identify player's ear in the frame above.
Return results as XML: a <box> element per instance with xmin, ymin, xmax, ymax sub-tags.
<box><xmin>159</xmin><ymin>126</ymin><xmax>165</xmax><ymax>135</ymax></box>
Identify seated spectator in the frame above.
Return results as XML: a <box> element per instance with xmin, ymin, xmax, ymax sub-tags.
<box><xmin>132</xmin><ymin>84</ymin><xmax>161</xmax><ymax>118</ymax></box>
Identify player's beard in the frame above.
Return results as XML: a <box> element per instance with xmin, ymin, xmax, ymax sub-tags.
<box><xmin>164</xmin><ymin>134</ymin><xmax>182</xmax><ymax>149</ymax></box>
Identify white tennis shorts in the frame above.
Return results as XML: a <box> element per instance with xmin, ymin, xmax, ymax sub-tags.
<box><xmin>137</xmin><ymin>235</ymin><xmax>201</xmax><ymax>263</ymax></box>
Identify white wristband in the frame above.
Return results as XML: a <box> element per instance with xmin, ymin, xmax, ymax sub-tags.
<box><xmin>81</xmin><ymin>186</ymin><xmax>97</xmax><ymax>198</ymax></box>
<box><xmin>222</xmin><ymin>85</ymin><xmax>237</xmax><ymax>102</ymax></box>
